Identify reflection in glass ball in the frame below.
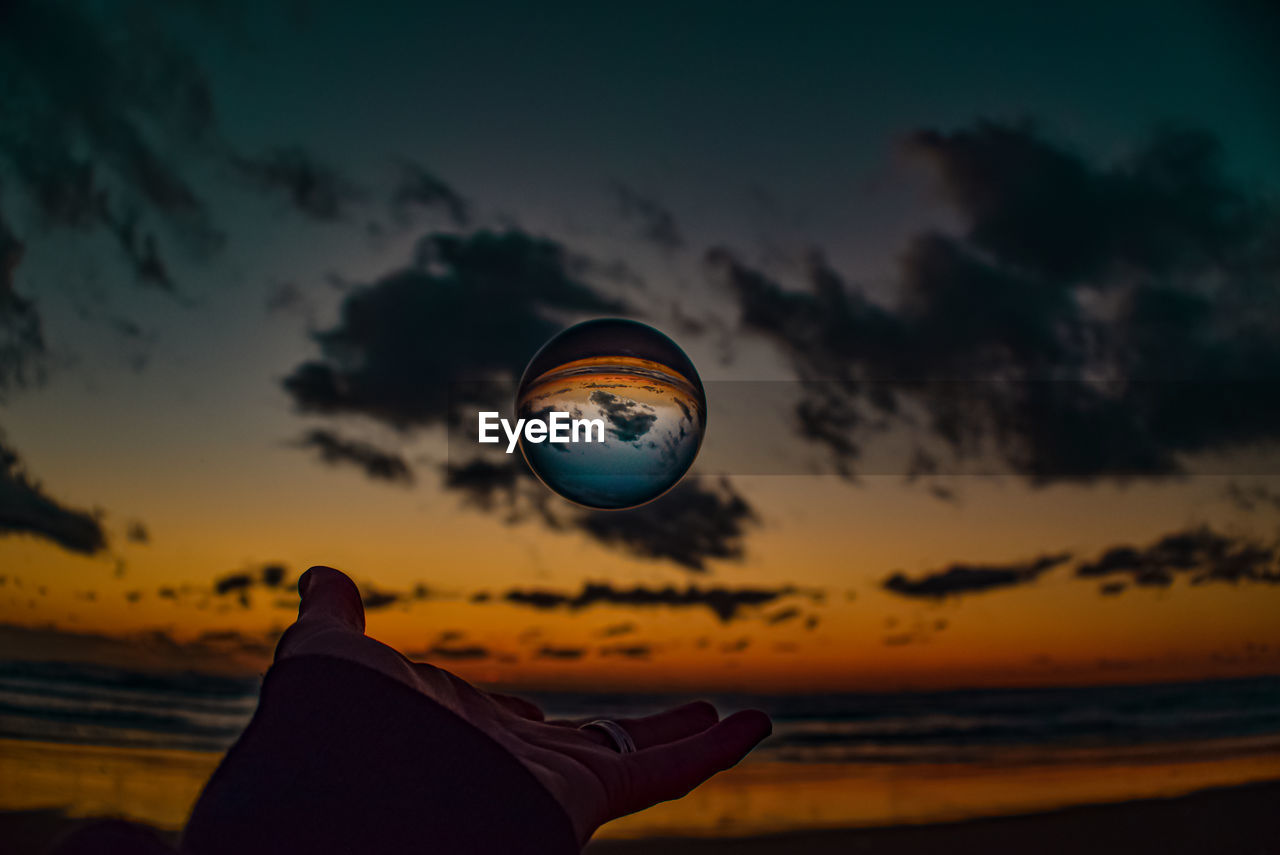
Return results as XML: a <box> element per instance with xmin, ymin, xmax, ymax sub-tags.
<box><xmin>516</xmin><ymin>319</ymin><xmax>706</xmax><ymax>510</ymax></box>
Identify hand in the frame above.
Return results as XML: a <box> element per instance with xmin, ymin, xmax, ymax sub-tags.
<box><xmin>274</xmin><ymin>566</ymin><xmax>773</xmax><ymax>846</ymax></box>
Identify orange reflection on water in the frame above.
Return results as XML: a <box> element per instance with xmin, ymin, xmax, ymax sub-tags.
<box><xmin>596</xmin><ymin>743</ymin><xmax>1280</xmax><ymax>839</ymax></box>
<box><xmin>3</xmin><ymin>737</ymin><xmax>1279</xmax><ymax>839</ymax></box>
<box><xmin>0</xmin><ymin>738</ymin><xmax>219</xmax><ymax>830</ymax></box>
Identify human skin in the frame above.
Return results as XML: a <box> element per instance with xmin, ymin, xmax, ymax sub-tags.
<box><xmin>275</xmin><ymin>566</ymin><xmax>774</xmax><ymax>846</ymax></box>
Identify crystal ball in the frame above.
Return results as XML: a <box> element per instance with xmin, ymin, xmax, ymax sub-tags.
<box><xmin>516</xmin><ymin>318</ymin><xmax>706</xmax><ymax>509</ymax></box>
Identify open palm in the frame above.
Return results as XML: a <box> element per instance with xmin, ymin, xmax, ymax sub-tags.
<box><xmin>276</xmin><ymin>566</ymin><xmax>773</xmax><ymax>846</ymax></box>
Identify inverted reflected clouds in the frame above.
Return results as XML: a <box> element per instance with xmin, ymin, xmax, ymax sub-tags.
<box><xmin>516</xmin><ymin>320</ymin><xmax>706</xmax><ymax>509</ymax></box>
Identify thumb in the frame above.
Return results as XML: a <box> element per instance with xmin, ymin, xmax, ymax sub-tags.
<box><xmin>297</xmin><ymin>565</ymin><xmax>366</xmax><ymax>633</ymax></box>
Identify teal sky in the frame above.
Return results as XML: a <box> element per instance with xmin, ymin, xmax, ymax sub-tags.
<box><xmin>12</xmin><ymin>0</ymin><xmax>1277</xmax><ymax>422</ymax></box>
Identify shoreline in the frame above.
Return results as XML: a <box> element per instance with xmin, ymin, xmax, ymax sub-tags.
<box><xmin>2</xmin><ymin>778</ymin><xmax>1276</xmax><ymax>854</ymax></box>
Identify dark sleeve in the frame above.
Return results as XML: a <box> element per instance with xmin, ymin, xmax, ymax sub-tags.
<box><xmin>180</xmin><ymin>655</ymin><xmax>579</xmax><ymax>855</ymax></box>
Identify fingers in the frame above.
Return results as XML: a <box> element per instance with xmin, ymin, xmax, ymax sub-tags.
<box><xmin>297</xmin><ymin>566</ymin><xmax>365</xmax><ymax>633</ymax></box>
<box><xmin>487</xmin><ymin>691</ymin><xmax>546</xmax><ymax>721</ymax></box>
<box><xmin>616</xmin><ymin>709</ymin><xmax>771</xmax><ymax>818</ymax></box>
<box><xmin>617</xmin><ymin>701</ymin><xmax>718</xmax><ymax>750</ymax></box>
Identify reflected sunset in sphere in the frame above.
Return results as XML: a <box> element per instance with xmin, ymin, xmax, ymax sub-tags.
<box><xmin>516</xmin><ymin>319</ymin><xmax>706</xmax><ymax>509</ymax></box>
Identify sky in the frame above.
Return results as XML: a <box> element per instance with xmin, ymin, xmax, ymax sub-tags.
<box><xmin>1</xmin><ymin>0</ymin><xmax>1279</xmax><ymax>692</ymax></box>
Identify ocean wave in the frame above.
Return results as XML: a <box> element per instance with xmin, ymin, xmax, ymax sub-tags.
<box><xmin>3</xmin><ymin>659</ymin><xmax>1278</xmax><ymax>765</ymax></box>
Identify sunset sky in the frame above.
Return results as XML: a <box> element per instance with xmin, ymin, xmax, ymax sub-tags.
<box><xmin>2</xmin><ymin>0</ymin><xmax>1279</xmax><ymax>693</ymax></box>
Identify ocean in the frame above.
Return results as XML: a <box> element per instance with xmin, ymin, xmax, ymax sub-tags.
<box><xmin>6</xmin><ymin>659</ymin><xmax>1278</xmax><ymax>761</ymax></box>
<box><xmin>2</xmin><ymin>660</ymin><xmax>1279</xmax><ymax>837</ymax></box>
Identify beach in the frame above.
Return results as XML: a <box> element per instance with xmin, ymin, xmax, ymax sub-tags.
<box><xmin>1</xmin><ymin>779</ymin><xmax>1276</xmax><ymax>854</ymax></box>
<box><xmin>589</xmin><ymin>779</ymin><xmax>1280</xmax><ymax>853</ymax></box>
<box><xmin>4</xmin><ymin>664</ymin><xmax>1280</xmax><ymax>846</ymax></box>
<box><xmin>3</xmin><ymin>664</ymin><xmax>1280</xmax><ymax>851</ymax></box>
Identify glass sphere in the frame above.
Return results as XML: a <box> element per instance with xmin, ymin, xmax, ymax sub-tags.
<box><xmin>516</xmin><ymin>319</ymin><xmax>706</xmax><ymax>510</ymax></box>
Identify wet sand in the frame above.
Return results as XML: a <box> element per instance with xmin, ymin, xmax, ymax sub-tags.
<box><xmin>1</xmin><ymin>780</ymin><xmax>1276</xmax><ymax>854</ymax></box>
<box><xmin>587</xmin><ymin>779</ymin><xmax>1280</xmax><ymax>854</ymax></box>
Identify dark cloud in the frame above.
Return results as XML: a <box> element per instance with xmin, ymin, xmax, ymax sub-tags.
<box><xmin>205</xmin><ymin>568</ymin><xmax>439</xmax><ymax>612</ymax></box>
<box><xmin>204</xmin><ymin>570</ymin><xmax>422</xmax><ymax>611</ymax></box>
<box><xmin>883</xmin><ymin>552</ymin><xmax>1071</xmax><ymax>599</ymax></box>
<box><xmin>908</xmin><ymin>122</ymin><xmax>1266</xmax><ymax>283</ymax></box>
<box><xmin>0</xmin><ymin>0</ymin><xmax>225</xmax><ymax>293</ymax></box>
<box><xmin>928</xmin><ymin>484</ymin><xmax>957</xmax><ymax>502</ymax></box>
<box><xmin>208</xmin><ymin>563</ymin><xmax>297</xmax><ymax>608</ymax></box>
<box><xmin>574</xmin><ymin>477</ymin><xmax>757</xmax><ymax>571</ymax></box>
<box><xmin>0</xmin><ymin>228</ymin><xmax>95</xmax><ymax>559</ymax></box>
<box><xmin>714</xmin><ymin>122</ymin><xmax>1280</xmax><ymax>485</ymax></box>
<box><xmin>442</xmin><ymin>459</ymin><xmax>530</xmax><ymax>518</ymax></box>
<box><xmin>600</xmin><ymin>643</ymin><xmax>652</xmax><ymax>658</ymax></box>
<box><xmin>613</xmin><ymin>183</ymin><xmax>684</xmax><ymax>250</ymax></box>
<box><xmin>259</xmin><ymin>564</ymin><xmax>287</xmax><ymax>589</ymax></box>
<box><xmin>1224</xmin><ymin>482</ymin><xmax>1280</xmax><ymax>513</ymax></box>
<box><xmin>213</xmin><ymin>571</ymin><xmax>254</xmax><ymax>608</ymax></box>
<box><xmin>232</xmin><ymin>147</ymin><xmax>356</xmax><ymax>221</ymax></box>
<box><xmin>125</xmin><ymin>520</ymin><xmax>149</xmax><ymax>544</ymax></box>
<box><xmin>0</xmin><ymin>622</ymin><xmax>279</xmax><ymax>673</ymax></box>
<box><xmin>536</xmin><ymin>645</ymin><xmax>586</xmax><ymax>660</ymax></box>
<box><xmin>283</xmin><ymin>230</ymin><xmax>627</xmax><ymax>429</ymax></box>
<box><xmin>501</xmin><ymin>580</ymin><xmax>795</xmax><ymax>623</ymax></box>
<box><xmin>880</xmin><ymin>614</ymin><xmax>951</xmax><ymax>646</ymax></box>
<box><xmin>765</xmin><ymin>606</ymin><xmax>801</xmax><ymax>625</ymax></box>
<box><xmin>213</xmin><ymin>573</ymin><xmax>253</xmax><ymax>596</ymax></box>
<box><xmin>361</xmin><ymin>585</ymin><xmax>402</xmax><ymax>610</ymax></box>
<box><xmin>421</xmin><ymin>644</ymin><xmax>491</xmax><ymax>661</ymax></box>
<box><xmin>0</xmin><ymin>0</ymin><xmax>415</xmax><ymax>316</ymax></box>
<box><xmin>390</xmin><ymin>161</ymin><xmax>470</xmax><ymax>227</ymax></box>
<box><xmin>444</xmin><ymin>458</ymin><xmax>757</xmax><ymax>572</ymax></box>
<box><xmin>0</xmin><ymin>435</ymin><xmax>106</xmax><ymax>554</ymax></box>
<box><xmin>884</xmin><ymin>525</ymin><xmax>1280</xmax><ymax>601</ymax></box>
<box><xmin>293</xmin><ymin>429</ymin><xmax>414</xmax><ymax>485</ymax></box>
<box><xmin>1076</xmin><ymin>526</ymin><xmax>1280</xmax><ymax>589</ymax></box>
<box><xmin>0</xmin><ymin>215</ymin><xmax>44</xmax><ymax>392</ymax></box>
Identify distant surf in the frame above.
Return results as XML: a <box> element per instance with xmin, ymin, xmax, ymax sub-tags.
<box><xmin>3</xmin><ymin>659</ymin><xmax>1279</xmax><ymax>766</ymax></box>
